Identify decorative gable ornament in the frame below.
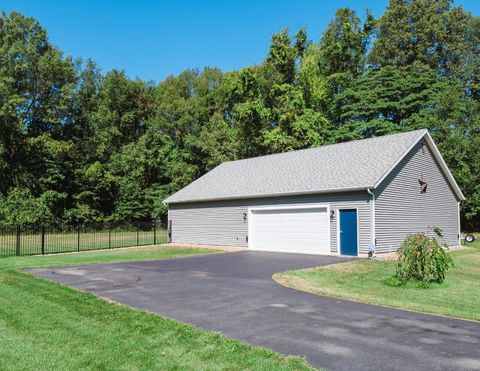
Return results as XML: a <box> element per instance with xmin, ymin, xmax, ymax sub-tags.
<box><xmin>419</xmin><ymin>176</ymin><xmax>428</xmax><ymax>193</ymax></box>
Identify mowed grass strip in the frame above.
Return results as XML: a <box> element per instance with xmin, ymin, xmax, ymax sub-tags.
<box><xmin>0</xmin><ymin>246</ymin><xmax>313</xmax><ymax>370</ymax></box>
<box><xmin>274</xmin><ymin>247</ymin><xmax>480</xmax><ymax>322</ymax></box>
<box><xmin>0</xmin><ymin>245</ymin><xmax>217</xmax><ymax>271</ymax></box>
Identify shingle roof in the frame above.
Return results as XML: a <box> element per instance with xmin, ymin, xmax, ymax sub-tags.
<box><xmin>164</xmin><ymin>129</ymin><xmax>462</xmax><ymax>204</ymax></box>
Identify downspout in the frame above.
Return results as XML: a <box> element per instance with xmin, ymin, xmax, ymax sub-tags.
<box><xmin>457</xmin><ymin>201</ymin><xmax>461</xmax><ymax>246</ymax></box>
<box><xmin>367</xmin><ymin>188</ymin><xmax>376</xmax><ymax>255</ymax></box>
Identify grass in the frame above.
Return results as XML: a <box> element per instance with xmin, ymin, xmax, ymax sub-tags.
<box><xmin>274</xmin><ymin>247</ymin><xmax>480</xmax><ymax>322</ymax></box>
<box><xmin>0</xmin><ymin>229</ymin><xmax>169</xmax><ymax>256</ymax></box>
<box><xmin>0</xmin><ymin>246</ymin><xmax>313</xmax><ymax>370</ymax></box>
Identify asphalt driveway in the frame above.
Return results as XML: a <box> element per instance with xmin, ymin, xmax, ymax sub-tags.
<box><xmin>29</xmin><ymin>251</ymin><xmax>480</xmax><ymax>371</ymax></box>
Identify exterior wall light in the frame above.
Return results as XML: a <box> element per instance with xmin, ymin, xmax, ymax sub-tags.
<box><xmin>243</xmin><ymin>212</ymin><xmax>247</xmax><ymax>222</ymax></box>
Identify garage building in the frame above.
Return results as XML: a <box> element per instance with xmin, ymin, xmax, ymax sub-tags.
<box><xmin>164</xmin><ymin>129</ymin><xmax>464</xmax><ymax>256</ymax></box>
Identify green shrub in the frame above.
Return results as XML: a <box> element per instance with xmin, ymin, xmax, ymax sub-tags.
<box><xmin>395</xmin><ymin>228</ymin><xmax>453</xmax><ymax>286</ymax></box>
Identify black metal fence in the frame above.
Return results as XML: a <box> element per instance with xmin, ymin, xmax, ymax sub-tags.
<box><xmin>0</xmin><ymin>222</ymin><xmax>168</xmax><ymax>258</ymax></box>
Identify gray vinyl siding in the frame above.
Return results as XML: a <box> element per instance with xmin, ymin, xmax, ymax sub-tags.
<box><xmin>169</xmin><ymin>192</ymin><xmax>372</xmax><ymax>254</ymax></box>
<box><xmin>375</xmin><ymin>140</ymin><xmax>460</xmax><ymax>252</ymax></box>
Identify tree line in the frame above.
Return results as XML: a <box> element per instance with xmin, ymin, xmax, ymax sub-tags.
<box><xmin>1</xmin><ymin>0</ymin><xmax>479</xmax><ymax>229</ymax></box>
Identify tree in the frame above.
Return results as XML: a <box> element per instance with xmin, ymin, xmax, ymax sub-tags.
<box><xmin>0</xmin><ymin>11</ymin><xmax>76</xmax><ymax>136</ymax></box>
<box><xmin>0</xmin><ymin>11</ymin><xmax>76</xmax><ymax>195</ymax></box>
<box><xmin>0</xmin><ymin>188</ymin><xmax>56</xmax><ymax>226</ymax></box>
<box><xmin>370</xmin><ymin>0</ymin><xmax>478</xmax><ymax>77</ymax></box>
<box><xmin>318</xmin><ymin>8</ymin><xmax>373</xmax><ymax>123</ymax></box>
<box><xmin>266</xmin><ymin>29</ymin><xmax>299</xmax><ymax>85</ymax></box>
<box><xmin>0</xmin><ymin>5</ymin><xmax>478</xmax><ymax>228</ymax></box>
<box><xmin>319</xmin><ymin>8</ymin><xmax>372</xmax><ymax>85</ymax></box>
<box><xmin>92</xmin><ymin>70</ymin><xmax>155</xmax><ymax>160</ymax></box>
<box><xmin>224</xmin><ymin>66</ymin><xmax>270</xmax><ymax>158</ymax></box>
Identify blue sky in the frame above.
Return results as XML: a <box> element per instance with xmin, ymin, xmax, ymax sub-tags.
<box><xmin>3</xmin><ymin>1</ymin><xmax>479</xmax><ymax>82</ymax></box>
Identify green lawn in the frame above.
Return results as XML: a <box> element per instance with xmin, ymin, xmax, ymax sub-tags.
<box><xmin>0</xmin><ymin>246</ymin><xmax>312</xmax><ymax>370</ymax></box>
<box><xmin>274</xmin><ymin>247</ymin><xmax>480</xmax><ymax>322</ymax></box>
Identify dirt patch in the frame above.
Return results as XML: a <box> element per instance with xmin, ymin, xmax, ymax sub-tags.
<box><xmin>273</xmin><ymin>272</ymin><xmax>356</xmax><ymax>300</ymax></box>
<box><xmin>373</xmin><ymin>251</ymin><xmax>398</xmax><ymax>261</ymax></box>
<box><xmin>280</xmin><ymin>260</ymin><xmax>371</xmax><ymax>276</ymax></box>
<box><xmin>274</xmin><ymin>273</ymin><xmax>311</xmax><ymax>291</ymax></box>
<box><xmin>158</xmin><ymin>243</ymin><xmax>245</xmax><ymax>253</ymax></box>
<box><xmin>370</xmin><ymin>245</ymin><xmax>464</xmax><ymax>261</ymax></box>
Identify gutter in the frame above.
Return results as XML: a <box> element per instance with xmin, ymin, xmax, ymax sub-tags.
<box><xmin>164</xmin><ymin>186</ymin><xmax>372</xmax><ymax>205</ymax></box>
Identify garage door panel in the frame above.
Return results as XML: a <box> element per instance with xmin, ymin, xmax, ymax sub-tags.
<box><xmin>249</xmin><ymin>206</ymin><xmax>330</xmax><ymax>254</ymax></box>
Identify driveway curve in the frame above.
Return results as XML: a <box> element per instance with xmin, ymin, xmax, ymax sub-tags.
<box><xmin>29</xmin><ymin>251</ymin><xmax>480</xmax><ymax>371</ymax></box>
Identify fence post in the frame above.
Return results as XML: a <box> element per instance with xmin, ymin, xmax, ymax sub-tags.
<box><xmin>41</xmin><ymin>226</ymin><xmax>45</xmax><ymax>255</ymax></box>
<box><xmin>109</xmin><ymin>224</ymin><xmax>112</xmax><ymax>249</ymax></box>
<box><xmin>15</xmin><ymin>226</ymin><xmax>21</xmax><ymax>256</ymax></box>
<box><xmin>153</xmin><ymin>221</ymin><xmax>156</xmax><ymax>245</ymax></box>
<box><xmin>136</xmin><ymin>226</ymin><xmax>139</xmax><ymax>246</ymax></box>
<box><xmin>77</xmin><ymin>226</ymin><xmax>80</xmax><ymax>252</ymax></box>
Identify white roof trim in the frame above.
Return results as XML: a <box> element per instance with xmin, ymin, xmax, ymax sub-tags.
<box><xmin>373</xmin><ymin>130</ymin><xmax>465</xmax><ymax>201</ymax></box>
<box><xmin>373</xmin><ymin>130</ymin><xmax>427</xmax><ymax>190</ymax></box>
<box><xmin>423</xmin><ymin>131</ymin><xmax>465</xmax><ymax>201</ymax></box>
<box><xmin>164</xmin><ymin>186</ymin><xmax>371</xmax><ymax>204</ymax></box>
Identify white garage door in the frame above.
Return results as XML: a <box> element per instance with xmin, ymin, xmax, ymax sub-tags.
<box><xmin>249</xmin><ymin>206</ymin><xmax>330</xmax><ymax>254</ymax></box>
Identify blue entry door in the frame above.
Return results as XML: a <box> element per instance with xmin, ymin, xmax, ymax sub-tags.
<box><xmin>339</xmin><ymin>209</ymin><xmax>358</xmax><ymax>256</ymax></box>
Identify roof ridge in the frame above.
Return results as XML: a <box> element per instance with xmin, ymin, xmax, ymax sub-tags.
<box><xmin>222</xmin><ymin>129</ymin><xmax>428</xmax><ymax>165</ymax></box>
